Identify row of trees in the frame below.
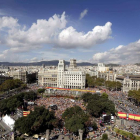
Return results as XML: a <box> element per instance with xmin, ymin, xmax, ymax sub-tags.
<box><xmin>0</xmin><ymin>91</ymin><xmax>37</xmax><ymax>115</ymax></box>
<box><xmin>81</xmin><ymin>93</ymin><xmax>115</xmax><ymax>117</ymax></box>
<box><xmin>128</xmin><ymin>89</ymin><xmax>140</xmax><ymax>104</ymax></box>
<box><xmin>0</xmin><ymin>79</ymin><xmax>27</xmax><ymax>92</ymax></box>
<box><xmin>86</xmin><ymin>74</ymin><xmax>105</xmax><ymax>87</ymax></box>
<box><xmin>14</xmin><ymin>106</ymin><xmax>56</xmax><ymax>135</ymax></box>
<box><xmin>86</xmin><ymin>74</ymin><xmax>122</xmax><ymax>90</ymax></box>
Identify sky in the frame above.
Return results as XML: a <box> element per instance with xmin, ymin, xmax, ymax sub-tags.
<box><xmin>0</xmin><ymin>0</ymin><xmax>140</xmax><ymax>64</ymax></box>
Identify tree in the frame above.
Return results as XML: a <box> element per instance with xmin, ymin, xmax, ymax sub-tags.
<box><xmin>0</xmin><ymin>79</ymin><xmax>24</xmax><ymax>92</ymax></box>
<box><xmin>105</xmin><ymin>81</ymin><xmax>122</xmax><ymax>91</ymax></box>
<box><xmin>82</xmin><ymin>93</ymin><xmax>115</xmax><ymax>117</ymax></box>
<box><xmin>37</xmin><ymin>88</ymin><xmax>45</xmax><ymax>93</ymax></box>
<box><xmin>92</xmin><ymin>121</ymin><xmax>98</xmax><ymax>130</ymax></box>
<box><xmin>128</xmin><ymin>89</ymin><xmax>140</xmax><ymax>105</ymax></box>
<box><xmin>14</xmin><ymin>106</ymin><xmax>56</xmax><ymax>135</ymax></box>
<box><xmin>101</xmin><ymin>133</ymin><xmax>108</xmax><ymax>140</ymax></box>
<box><xmin>24</xmin><ymin>91</ymin><xmax>37</xmax><ymax>101</ymax></box>
<box><xmin>81</xmin><ymin>93</ymin><xmax>94</xmax><ymax>103</ymax></box>
<box><xmin>95</xmin><ymin>78</ymin><xmax>105</xmax><ymax>87</ymax></box>
<box><xmin>0</xmin><ymin>91</ymin><xmax>37</xmax><ymax>115</ymax></box>
<box><xmin>86</xmin><ymin>74</ymin><xmax>96</xmax><ymax>87</ymax></box>
<box><xmin>62</xmin><ymin>106</ymin><xmax>89</xmax><ymax>134</ymax></box>
<box><xmin>101</xmin><ymin>93</ymin><xmax>108</xmax><ymax>99</ymax></box>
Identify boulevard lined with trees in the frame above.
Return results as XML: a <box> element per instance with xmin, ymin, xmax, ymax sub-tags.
<box><xmin>0</xmin><ymin>79</ymin><xmax>27</xmax><ymax>93</ymax></box>
<box><xmin>86</xmin><ymin>74</ymin><xmax>122</xmax><ymax>90</ymax></box>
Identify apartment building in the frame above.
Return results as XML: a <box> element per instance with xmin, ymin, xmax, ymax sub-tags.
<box><xmin>38</xmin><ymin>69</ymin><xmax>58</xmax><ymax>87</ymax></box>
<box><xmin>122</xmin><ymin>75</ymin><xmax>140</xmax><ymax>92</ymax></box>
<box><xmin>9</xmin><ymin>70</ymin><xmax>28</xmax><ymax>83</ymax></box>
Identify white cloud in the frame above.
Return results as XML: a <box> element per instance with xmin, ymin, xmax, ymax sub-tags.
<box><xmin>0</xmin><ymin>12</ymin><xmax>113</xmax><ymax>61</ymax></box>
<box><xmin>3</xmin><ymin>12</ymin><xmax>67</xmax><ymax>48</ymax></box>
<box><xmin>0</xmin><ymin>16</ymin><xmax>19</xmax><ymax>29</ymax></box>
<box><xmin>79</xmin><ymin>9</ymin><xmax>88</xmax><ymax>20</ymax></box>
<box><xmin>58</xmin><ymin>22</ymin><xmax>112</xmax><ymax>48</ymax></box>
<box><xmin>93</xmin><ymin>40</ymin><xmax>140</xmax><ymax>64</ymax></box>
<box><xmin>0</xmin><ymin>13</ymin><xmax>112</xmax><ymax>49</ymax></box>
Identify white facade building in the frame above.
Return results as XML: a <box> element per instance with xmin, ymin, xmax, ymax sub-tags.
<box><xmin>38</xmin><ymin>59</ymin><xmax>86</xmax><ymax>89</ymax></box>
<box><xmin>123</xmin><ymin>75</ymin><xmax>140</xmax><ymax>92</ymax></box>
<box><xmin>97</xmin><ymin>63</ymin><xmax>109</xmax><ymax>73</ymax></box>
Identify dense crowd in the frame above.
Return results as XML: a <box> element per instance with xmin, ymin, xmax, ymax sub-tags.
<box><xmin>35</xmin><ymin>97</ymin><xmax>86</xmax><ymax>119</ymax></box>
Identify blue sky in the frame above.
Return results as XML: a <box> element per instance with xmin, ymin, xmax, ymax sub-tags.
<box><xmin>0</xmin><ymin>0</ymin><xmax>140</xmax><ymax>64</ymax></box>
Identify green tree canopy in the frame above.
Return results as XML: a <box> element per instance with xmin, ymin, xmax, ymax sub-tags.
<box><xmin>82</xmin><ymin>93</ymin><xmax>115</xmax><ymax>117</ymax></box>
<box><xmin>105</xmin><ymin>81</ymin><xmax>122</xmax><ymax>91</ymax></box>
<box><xmin>101</xmin><ymin>133</ymin><xmax>108</xmax><ymax>140</ymax></box>
<box><xmin>24</xmin><ymin>91</ymin><xmax>37</xmax><ymax>101</ymax></box>
<box><xmin>128</xmin><ymin>89</ymin><xmax>140</xmax><ymax>104</ymax></box>
<box><xmin>101</xmin><ymin>93</ymin><xmax>108</xmax><ymax>99</ymax></box>
<box><xmin>0</xmin><ymin>91</ymin><xmax>37</xmax><ymax>115</ymax></box>
<box><xmin>62</xmin><ymin>106</ymin><xmax>89</xmax><ymax>134</ymax></box>
<box><xmin>37</xmin><ymin>88</ymin><xmax>45</xmax><ymax>93</ymax></box>
<box><xmin>0</xmin><ymin>79</ymin><xmax>26</xmax><ymax>92</ymax></box>
<box><xmin>14</xmin><ymin>106</ymin><xmax>56</xmax><ymax>135</ymax></box>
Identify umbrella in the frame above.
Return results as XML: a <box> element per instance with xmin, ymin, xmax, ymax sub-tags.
<box><xmin>33</xmin><ymin>134</ymin><xmax>39</xmax><ymax>139</ymax></box>
<box><xmin>24</xmin><ymin>133</ymin><xmax>29</xmax><ymax>137</ymax></box>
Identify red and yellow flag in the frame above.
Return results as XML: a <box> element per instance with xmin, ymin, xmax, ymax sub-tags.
<box><xmin>118</xmin><ymin>112</ymin><xmax>127</xmax><ymax>119</ymax></box>
<box><xmin>23</xmin><ymin>111</ymin><xmax>30</xmax><ymax>117</ymax></box>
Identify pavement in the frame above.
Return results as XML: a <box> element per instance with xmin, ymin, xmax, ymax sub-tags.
<box><xmin>0</xmin><ymin>120</ymin><xmax>11</xmax><ymax>135</ymax></box>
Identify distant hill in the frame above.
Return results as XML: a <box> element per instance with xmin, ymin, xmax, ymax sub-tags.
<box><xmin>105</xmin><ymin>63</ymin><xmax>120</xmax><ymax>67</ymax></box>
<box><xmin>0</xmin><ymin>60</ymin><xmax>96</xmax><ymax>66</ymax></box>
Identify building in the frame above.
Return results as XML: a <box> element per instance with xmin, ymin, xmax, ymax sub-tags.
<box><xmin>9</xmin><ymin>70</ymin><xmax>28</xmax><ymax>83</ymax></box>
<box><xmin>38</xmin><ymin>59</ymin><xmax>86</xmax><ymax>89</ymax></box>
<box><xmin>38</xmin><ymin>69</ymin><xmax>58</xmax><ymax>87</ymax></box>
<box><xmin>97</xmin><ymin>63</ymin><xmax>109</xmax><ymax>73</ymax></box>
<box><xmin>9</xmin><ymin>69</ymin><xmax>37</xmax><ymax>84</ymax></box>
<box><xmin>122</xmin><ymin>75</ymin><xmax>140</xmax><ymax>92</ymax></box>
<box><xmin>98</xmin><ymin>70</ymin><xmax>117</xmax><ymax>81</ymax></box>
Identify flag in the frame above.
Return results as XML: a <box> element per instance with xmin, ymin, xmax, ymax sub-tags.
<box><xmin>23</xmin><ymin>111</ymin><xmax>30</xmax><ymax>117</ymax></box>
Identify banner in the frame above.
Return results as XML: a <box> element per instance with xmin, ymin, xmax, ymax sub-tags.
<box><xmin>118</xmin><ymin>112</ymin><xmax>127</xmax><ymax>119</ymax></box>
<box><xmin>134</xmin><ymin>114</ymin><xmax>140</xmax><ymax>121</ymax></box>
<box><xmin>128</xmin><ymin>113</ymin><xmax>135</xmax><ymax>120</ymax></box>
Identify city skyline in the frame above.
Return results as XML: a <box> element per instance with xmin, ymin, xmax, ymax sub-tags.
<box><xmin>0</xmin><ymin>0</ymin><xmax>140</xmax><ymax>64</ymax></box>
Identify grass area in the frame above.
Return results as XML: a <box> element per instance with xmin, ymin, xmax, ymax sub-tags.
<box><xmin>114</xmin><ymin>128</ymin><xmax>140</xmax><ymax>140</ymax></box>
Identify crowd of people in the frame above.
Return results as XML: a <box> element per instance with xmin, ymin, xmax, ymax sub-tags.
<box><xmin>35</xmin><ymin>96</ymin><xmax>86</xmax><ymax>119</ymax></box>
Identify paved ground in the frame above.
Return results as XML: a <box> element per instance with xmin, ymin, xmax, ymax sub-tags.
<box><xmin>0</xmin><ymin>120</ymin><xmax>12</xmax><ymax>139</ymax></box>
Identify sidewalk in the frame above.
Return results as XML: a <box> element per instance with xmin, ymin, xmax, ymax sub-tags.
<box><xmin>0</xmin><ymin>120</ymin><xmax>11</xmax><ymax>135</ymax></box>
